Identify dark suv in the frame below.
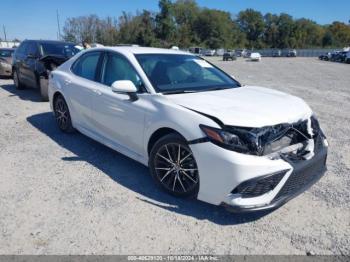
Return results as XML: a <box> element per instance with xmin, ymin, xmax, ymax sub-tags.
<box><xmin>12</xmin><ymin>40</ymin><xmax>79</xmax><ymax>101</ymax></box>
<box><xmin>223</xmin><ymin>50</ymin><xmax>237</xmax><ymax>61</ymax></box>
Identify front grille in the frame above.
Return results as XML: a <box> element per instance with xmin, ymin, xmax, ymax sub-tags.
<box><xmin>274</xmin><ymin>151</ymin><xmax>327</xmax><ymax>201</ymax></box>
<box><xmin>231</xmin><ymin>171</ymin><xmax>287</xmax><ymax>198</ymax></box>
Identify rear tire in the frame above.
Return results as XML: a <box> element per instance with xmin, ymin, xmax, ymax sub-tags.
<box><xmin>149</xmin><ymin>133</ymin><xmax>199</xmax><ymax>198</ymax></box>
<box><xmin>13</xmin><ymin>69</ymin><xmax>24</xmax><ymax>90</ymax></box>
<box><xmin>38</xmin><ymin>76</ymin><xmax>49</xmax><ymax>102</ymax></box>
<box><xmin>53</xmin><ymin>95</ymin><xmax>74</xmax><ymax>133</ymax></box>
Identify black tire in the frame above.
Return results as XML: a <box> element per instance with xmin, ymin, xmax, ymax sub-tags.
<box><xmin>13</xmin><ymin>69</ymin><xmax>24</xmax><ymax>90</ymax></box>
<box><xmin>149</xmin><ymin>133</ymin><xmax>199</xmax><ymax>198</ymax></box>
<box><xmin>53</xmin><ymin>95</ymin><xmax>75</xmax><ymax>133</ymax></box>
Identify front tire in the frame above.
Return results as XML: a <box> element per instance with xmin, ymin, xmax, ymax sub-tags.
<box><xmin>149</xmin><ymin>134</ymin><xmax>199</xmax><ymax>198</ymax></box>
<box><xmin>13</xmin><ymin>69</ymin><xmax>24</xmax><ymax>90</ymax></box>
<box><xmin>54</xmin><ymin>95</ymin><xmax>74</xmax><ymax>133</ymax></box>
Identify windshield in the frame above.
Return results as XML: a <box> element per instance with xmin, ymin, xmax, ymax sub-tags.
<box><xmin>135</xmin><ymin>54</ymin><xmax>240</xmax><ymax>94</ymax></box>
<box><xmin>0</xmin><ymin>50</ymin><xmax>14</xmax><ymax>57</ymax></box>
<box><xmin>40</xmin><ymin>43</ymin><xmax>79</xmax><ymax>58</ymax></box>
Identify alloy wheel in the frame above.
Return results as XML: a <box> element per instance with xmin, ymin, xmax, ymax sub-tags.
<box><xmin>154</xmin><ymin>143</ymin><xmax>199</xmax><ymax>194</ymax></box>
<box><xmin>54</xmin><ymin>98</ymin><xmax>69</xmax><ymax>130</ymax></box>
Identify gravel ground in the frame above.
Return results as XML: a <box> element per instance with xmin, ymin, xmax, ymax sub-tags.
<box><xmin>0</xmin><ymin>57</ymin><xmax>349</xmax><ymax>255</ymax></box>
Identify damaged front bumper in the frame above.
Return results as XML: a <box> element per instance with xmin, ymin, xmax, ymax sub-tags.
<box><xmin>226</xmin><ymin>136</ymin><xmax>327</xmax><ymax>212</ymax></box>
<box><xmin>189</xmin><ymin>118</ymin><xmax>328</xmax><ymax>212</ymax></box>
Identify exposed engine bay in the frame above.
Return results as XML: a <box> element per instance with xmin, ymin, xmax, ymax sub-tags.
<box><xmin>39</xmin><ymin>55</ymin><xmax>69</xmax><ymax>75</ymax></box>
<box><xmin>224</xmin><ymin>116</ymin><xmax>324</xmax><ymax>160</ymax></box>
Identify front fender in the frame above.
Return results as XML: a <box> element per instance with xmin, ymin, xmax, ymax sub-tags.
<box><xmin>142</xmin><ymin>95</ymin><xmax>221</xmax><ymax>159</ymax></box>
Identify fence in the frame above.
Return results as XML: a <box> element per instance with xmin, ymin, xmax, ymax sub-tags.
<box><xmin>0</xmin><ymin>41</ymin><xmax>20</xmax><ymax>48</ymax></box>
<box><xmin>253</xmin><ymin>48</ymin><xmax>341</xmax><ymax>57</ymax></box>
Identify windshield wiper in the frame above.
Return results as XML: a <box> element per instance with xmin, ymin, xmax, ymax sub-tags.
<box><xmin>161</xmin><ymin>90</ymin><xmax>197</xmax><ymax>95</ymax></box>
<box><xmin>202</xmin><ymin>86</ymin><xmax>233</xmax><ymax>92</ymax></box>
<box><xmin>161</xmin><ymin>86</ymin><xmax>235</xmax><ymax>95</ymax></box>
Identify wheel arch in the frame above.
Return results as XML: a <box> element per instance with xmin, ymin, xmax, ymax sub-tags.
<box><xmin>147</xmin><ymin>127</ymin><xmax>187</xmax><ymax>156</ymax></box>
<box><xmin>52</xmin><ymin>91</ymin><xmax>65</xmax><ymax>106</ymax></box>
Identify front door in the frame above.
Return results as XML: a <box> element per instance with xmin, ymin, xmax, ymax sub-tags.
<box><xmin>91</xmin><ymin>52</ymin><xmax>146</xmax><ymax>156</ymax></box>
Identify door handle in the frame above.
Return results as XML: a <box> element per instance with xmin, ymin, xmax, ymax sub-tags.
<box><xmin>93</xmin><ymin>89</ymin><xmax>102</xmax><ymax>95</ymax></box>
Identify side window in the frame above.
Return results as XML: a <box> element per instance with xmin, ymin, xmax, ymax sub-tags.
<box><xmin>101</xmin><ymin>53</ymin><xmax>142</xmax><ymax>90</ymax></box>
<box><xmin>26</xmin><ymin>42</ymin><xmax>39</xmax><ymax>57</ymax></box>
<box><xmin>72</xmin><ymin>52</ymin><xmax>100</xmax><ymax>81</ymax></box>
<box><xmin>16</xmin><ymin>42</ymin><xmax>28</xmax><ymax>55</ymax></box>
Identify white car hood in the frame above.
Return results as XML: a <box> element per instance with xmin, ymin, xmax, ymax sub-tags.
<box><xmin>166</xmin><ymin>86</ymin><xmax>313</xmax><ymax>127</ymax></box>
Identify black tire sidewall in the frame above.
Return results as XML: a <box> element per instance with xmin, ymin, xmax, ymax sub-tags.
<box><xmin>149</xmin><ymin>133</ymin><xmax>199</xmax><ymax>198</ymax></box>
<box><xmin>14</xmin><ymin>69</ymin><xmax>24</xmax><ymax>90</ymax></box>
<box><xmin>54</xmin><ymin>95</ymin><xmax>74</xmax><ymax>133</ymax></box>
<box><xmin>38</xmin><ymin>76</ymin><xmax>49</xmax><ymax>101</ymax></box>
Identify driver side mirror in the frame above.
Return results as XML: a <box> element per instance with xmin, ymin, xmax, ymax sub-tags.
<box><xmin>111</xmin><ymin>80</ymin><xmax>138</xmax><ymax>101</ymax></box>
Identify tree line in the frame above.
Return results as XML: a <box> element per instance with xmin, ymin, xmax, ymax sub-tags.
<box><xmin>62</xmin><ymin>0</ymin><xmax>350</xmax><ymax>49</ymax></box>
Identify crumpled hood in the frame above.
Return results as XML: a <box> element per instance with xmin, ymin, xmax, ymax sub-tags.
<box><xmin>166</xmin><ymin>86</ymin><xmax>313</xmax><ymax>127</ymax></box>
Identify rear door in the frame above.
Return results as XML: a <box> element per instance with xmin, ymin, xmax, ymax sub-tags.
<box><xmin>14</xmin><ymin>42</ymin><xmax>28</xmax><ymax>83</ymax></box>
<box><xmin>22</xmin><ymin>42</ymin><xmax>40</xmax><ymax>88</ymax></box>
<box><xmin>67</xmin><ymin>51</ymin><xmax>103</xmax><ymax>130</ymax></box>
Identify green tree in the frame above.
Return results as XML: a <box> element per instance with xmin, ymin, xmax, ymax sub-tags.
<box><xmin>194</xmin><ymin>9</ymin><xmax>237</xmax><ymax>49</ymax></box>
<box><xmin>237</xmin><ymin>9</ymin><xmax>265</xmax><ymax>48</ymax></box>
<box><xmin>61</xmin><ymin>1</ymin><xmax>350</xmax><ymax>49</ymax></box>
<box><xmin>172</xmin><ymin>0</ymin><xmax>200</xmax><ymax>47</ymax></box>
<box><xmin>135</xmin><ymin>11</ymin><xmax>158</xmax><ymax>46</ymax></box>
<box><xmin>263</xmin><ymin>13</ymin><xmax>279</xmax><ymax>48</ymax></box>
<box><xmin>328</xmin><ymin>22</ymin><xmax>350</xmax><ymax>46</ymax></box>
<box><xmin>156</xmin><ymin>0</ymin><xmax>176</xmax><ymax>46</ymax></box>
<box><xmin>117</xmin><ymin>11</ymin><xmax>158</xmax><ymax>46</ymax></box>
<box><xmin>322</xmin><ymin>31</ymin><xmax>333</xmax><ymax>47</ymax></box>
<box><xmin>276</xmin><ymin>13</ymin><xmax>295</xmax><ymax>48</ymax></box>
<box><xmin>293</xmin><ymin>18</ymin><xmax>324</xmax><ymax>48</ymax></box>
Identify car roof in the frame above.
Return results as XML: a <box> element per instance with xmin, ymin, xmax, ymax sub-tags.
<box><xmin>0</xmin><ymin>48</ymin><xmax>15</xmax><ymax>50</ymax></box>
<box><xmin>23</xmin><ymin>39</ymin><xmax>75</xmax><ymax>45</ymax></box>
<box><xmin>98</xmin><ymin>46</ymin><xmax>192</xmax><ymax>56</ymax></box>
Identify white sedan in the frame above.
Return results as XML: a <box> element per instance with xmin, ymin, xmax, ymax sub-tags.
<box><xmin>250</xmin><ymin>52</ymin><xmax>262</xmax><ymax>61</ymax></box>
<box><xmin>49</xmin><ymin>46</ymin><xmax>328</xmax><ymax>212</ymax></box>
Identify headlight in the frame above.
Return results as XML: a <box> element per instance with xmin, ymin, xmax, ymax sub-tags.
<box><xmin>199</xmin><ymin>125</ymin><xmax>249</xmax><ymax>153</ymax></box>
<box><xmin>0</xmin><ymin>61</ymin><xmax>10</xmax><ymax>68</ymax></box>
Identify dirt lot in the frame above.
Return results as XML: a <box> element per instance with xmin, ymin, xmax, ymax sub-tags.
<box><xmin>0</xmin><ymin>57</ymin><xmax>349</xmax><ymax>255</ymax></box>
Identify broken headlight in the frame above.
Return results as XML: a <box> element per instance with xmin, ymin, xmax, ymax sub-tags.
<box><xmin>0</xmin><ymin>61</ymin><xmax>11</xmax><ymax>68</ymax></box>
<box><xmin>199</xmin><ymin>125</ymin><xmax>249</xmax><ymax>153</ymax></box>
<box><xmin>201</xmin><ymin>120</ymin><xmax>313</xmax><ymax>156</ymax></box>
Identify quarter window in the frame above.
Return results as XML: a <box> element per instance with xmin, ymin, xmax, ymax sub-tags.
<box><xmin>72</xmin><ymin>52</ymin><xmax>100</xmax><ymax>81</ymax></box>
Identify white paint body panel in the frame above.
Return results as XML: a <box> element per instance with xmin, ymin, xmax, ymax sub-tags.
<box><xmin>48</xmin><ymin>46</ymin><xmax>325</xmax><ymax>209</ymax></box>
<box><xmin>166</xmin><ymin>86</ymin><xmax>313</xmax><ymax>127</ymax></box>
<box><xmin>250</xmin><ymin>52</ymin><xmax>262</xmax><ymax>61</ymax></box>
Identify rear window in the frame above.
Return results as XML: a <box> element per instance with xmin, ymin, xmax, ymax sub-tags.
<box><xmin>0</xmin><ymin>50</ymin><xmax>14</xmax><ymax>57</ymax></box>
<box><xmin>40</xmin><ymin>43</ymin><xmax>79</xmax><ymax>58</ymax></box>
